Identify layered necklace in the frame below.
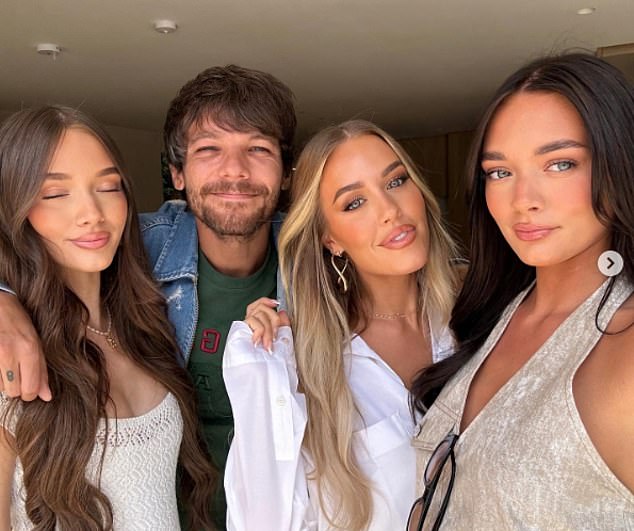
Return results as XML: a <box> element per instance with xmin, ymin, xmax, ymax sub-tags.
<box><xmin>87</xmin><ymin>309</ymin><xmax>118</xmax><ymax>350</ymax></box>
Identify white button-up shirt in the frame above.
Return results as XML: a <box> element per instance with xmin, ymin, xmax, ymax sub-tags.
<box><xmin>223</xmin><ymin>322</ymin><xmax>453</xmax><ymax>531</ymax></box>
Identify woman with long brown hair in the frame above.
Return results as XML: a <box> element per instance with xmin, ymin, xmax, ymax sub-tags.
<box><xmin>0</xmin><ymin>106</ymin><xmax>216</xmax><ymax>530</ymax></box>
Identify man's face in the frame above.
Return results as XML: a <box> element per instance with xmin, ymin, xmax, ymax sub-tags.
<box><xmin>171</xmin><ymin>118</ymin><xmax>286</xmax><ymax>240</ymax></box>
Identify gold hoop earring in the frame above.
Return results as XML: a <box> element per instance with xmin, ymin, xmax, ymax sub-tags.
<box><xmin>330</xmin><ymin>252</ymin><xmax>349</xmax><ymax>293</ymax></box>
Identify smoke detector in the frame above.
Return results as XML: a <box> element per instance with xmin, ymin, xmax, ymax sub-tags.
<box><xmin>36</xmin><ymin>43</ymin><xmax>62</xmax><ymax>58</ymax></box>
<box><xmin>153</xmin><ymin>20</ymin><xmax>178</xmax><ymax>34</ymax></box>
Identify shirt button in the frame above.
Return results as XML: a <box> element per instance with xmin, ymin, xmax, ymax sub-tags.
<box><xmin>276</xmin><ymin>395</ymin><xmax>287</xmax><ymax>407</ymax></box>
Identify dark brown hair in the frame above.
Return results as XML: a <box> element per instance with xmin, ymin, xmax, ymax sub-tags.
<box><xmin>163</xmin><ymin>64</ymin><xmax>297</xmax><ymax>177</ymax></box>
<box><xmin>412</xmin><ymin>53</ymin><xmax>634</xmax><ymax>412</ymax></box>
<box><xmin>0</xmin><ymin>106</ymin><xmax>217</xmax><ymax>529</ymax></box>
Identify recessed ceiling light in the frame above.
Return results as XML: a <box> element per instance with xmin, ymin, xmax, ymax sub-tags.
<box><xmin>36</xmin><ymin>43</ymin><xmax>62</xmax><ymax>58</ymax></box>
<box><xmin>153</xmin><ymin>19</ymin><xmax>178</xmax><ymax>34</ymax></box>
<box><xmin>576</xmin><ymin>7</ymin><xmax>596</xmax><ymax>15</ymax></box>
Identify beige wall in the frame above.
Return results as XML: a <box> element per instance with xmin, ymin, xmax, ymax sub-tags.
<box><xmin>0</xmin><ymin>108</ymin><xmax>164</xmax><ymax>212</ymax></box>
<box><xmin>400</xmin><ymin>131</ymin><xmax>474</xmax><ymax>250</ymax></box>
<box><xmin>103</xmin><ymin>124</ymin><xmax>163</xmax><ymax>212</ymax></box>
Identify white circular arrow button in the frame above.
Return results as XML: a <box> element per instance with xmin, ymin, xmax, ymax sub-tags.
<box><xmin>598</xmin><ymin>250</ymin><xmax>623</xmax><ymax>277</ymax></box>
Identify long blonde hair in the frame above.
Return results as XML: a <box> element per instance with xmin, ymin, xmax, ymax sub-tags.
<box><xmin>278</xmin><ymin>120</ymin><xmax>459</xmax><ymax>529</ymax></box>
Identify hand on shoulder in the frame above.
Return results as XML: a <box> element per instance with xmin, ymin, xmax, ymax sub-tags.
<box><xmin>0</xmin><ymin>292</ymin><xmax>51</xmax><ymax>402</ymax></box>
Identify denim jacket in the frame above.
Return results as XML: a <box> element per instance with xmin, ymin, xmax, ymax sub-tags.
<box><xmin>140</xmin><ymin>200</ymin><xmax>285</xmax><ymax>366</ymax></box>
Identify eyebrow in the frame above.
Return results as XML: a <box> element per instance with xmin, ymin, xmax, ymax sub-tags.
<box><xmin>535</xmin><ymin>139</ymin><xmax>587</xmax><ymax>155</ymax></box>
<box><xmin>188</xmin><ymin>131</ymin><xmax>277</xmax><ymax>144</ymax></box>
<box><xmin>45</xmin><ymin>167</ymin><xmax>120</xmax><ymax>180</ymax></box>
<box><xmin>381</xmin><ymin>160</ymin><xmax>403</xmax><ymax>177</ymax></box>
<box><xmin>332</xmin><ymin>160</ymin><xmax>404</xmax><ymax>204</ymax></box>
<box><xmin>481</xmin><ymin>139</ymin><xmax>587</xmax><ymax>161</ymax></box>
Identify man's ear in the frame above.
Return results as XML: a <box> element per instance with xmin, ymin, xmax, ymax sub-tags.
<box><xmin>170</xmin><ymin>165</ymin><xmax>185</xmax><ymax>191</ymax></box>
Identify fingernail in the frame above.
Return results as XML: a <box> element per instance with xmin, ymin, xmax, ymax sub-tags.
<box><xmin>267</xmin><ymin>347</ymin><xmax>273</xmax><ymax>355</ymax></box>
<box><xmin>273</xmin><ymin>300</ymin><xmax>281</xmax><ymax>306</ymax></box>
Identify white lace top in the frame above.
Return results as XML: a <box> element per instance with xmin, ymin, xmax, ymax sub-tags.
<box><xmin>3</xmin><ymin>392</ymin><xmax>183</xmax><ymax>530</ymax></box>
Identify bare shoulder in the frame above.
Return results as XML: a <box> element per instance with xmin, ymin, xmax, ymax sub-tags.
<box><xmin>584</xmin><ymin>290</ymin><xmax>634</xmax><ymax>428</ymax></box>
<box><xmin>573</xmin><ymin>291</ymin><xmax>634</xmax><ymax>490</ymax></box>
<box><xmin>604</xmin><ymin>290</ymin><xmax>634</xmax><ymax>356</ymax></box>
<box><xmin>599</xmin><ymin>290</ymin><xmax>634</xmax><ymax>378</ymax></box>
<box><xmin>575</xmin><ymin>290</ymin><xmax>634</xmax><ymax>412</ymax></box>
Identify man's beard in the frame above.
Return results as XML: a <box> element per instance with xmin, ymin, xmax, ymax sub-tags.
<box><xmin>187</xmin><ymin>181</ymin><xmax>279</xmax><ymax>240</ymax></box>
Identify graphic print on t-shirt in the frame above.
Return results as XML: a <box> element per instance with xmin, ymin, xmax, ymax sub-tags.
<box><xmin>200</xmin><ymin>328</ymin><xmax>221</xmax><ymax>354</ymax></box>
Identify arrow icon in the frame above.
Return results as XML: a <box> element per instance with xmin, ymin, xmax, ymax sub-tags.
<box><xmin>598</xmin><ymin>251</ymin><xmax>623</xmax><ymax>277</ymax></box>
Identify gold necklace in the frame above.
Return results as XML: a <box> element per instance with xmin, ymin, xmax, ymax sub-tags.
<box><xmin>372</xmin><ymin>311</ymin><xmax>414</xmax><ymax>320</ymax></box>
<box><xmin>87</xmin><ymin>309</ymin><xmax>118</xmax><ymax>350</ymax></box>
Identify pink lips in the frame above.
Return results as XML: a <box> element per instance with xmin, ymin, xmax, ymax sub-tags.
<box><xmin>513</xmin><ymin>224</ymin><xmax>556</xmax><ymax>241</ymax></box>
<box><xmin>71</xmin><ymin>232</ymin><xmax>110</xmax><ymax>249</ymax></box>
<box><xmin>380</xmin><ymin>225</ymin><xmax>416</xmax><ymax>249</ymax></box>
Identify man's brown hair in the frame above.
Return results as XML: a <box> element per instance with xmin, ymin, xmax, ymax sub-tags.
<box><xmin>163</xmin><ymin>64</ymin><xmax>296</xmax><ymax>176</ymax></box>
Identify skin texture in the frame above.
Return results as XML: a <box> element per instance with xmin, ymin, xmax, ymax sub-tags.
<box><xmin>170</xmin><ymin>118</ymin><xmax>286</xmax><ymax>277</ymax></box>
<box><xmin>171</xmin><ymin>119</ymin><xmax>283</xmax><ymax>240</ymax></box>
<box><xmin>461</xmin><ymin>91</ymin><xmax>634</xmax><ymax>492</ymax></box>
<box><xmin>27</xmin><ymin>128</ymin><xmax>127</xmax><ymax>294</ymax></box>
<box><xmin>0</xmin><ymin>298</ymin><xmax>48</xmax><ymax>401</ymax></box>
<box><xmin>482</xmin><ymin>92</ymin><xmax>608</xmax><ymax>270</ymax></box>
<box><xmin>319</xmin><ymin>134</ymin><xmax>429</xmax><ymax>288</ymax></box>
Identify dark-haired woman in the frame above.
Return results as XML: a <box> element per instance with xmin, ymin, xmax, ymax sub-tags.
<box><xmin>0</xmin><ymin>106</ymin><xmax>216</xmax><ymax>530</ymax></box>
<box><xmin>409</xmin><ymin>53</ymin><xmax>634</xmax><ymax>530</ymax></box>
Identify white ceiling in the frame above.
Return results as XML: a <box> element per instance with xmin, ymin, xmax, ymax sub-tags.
<box><xmin>2</xmin><ymin>0</ymin><xmax>633</xmax><ymax>140</ymax></box>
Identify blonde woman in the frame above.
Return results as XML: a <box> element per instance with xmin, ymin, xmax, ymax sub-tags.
<box><xmin>223</xmin><ymin>120</ymin><xmax>460</xmax><ymax>530</ymax></box>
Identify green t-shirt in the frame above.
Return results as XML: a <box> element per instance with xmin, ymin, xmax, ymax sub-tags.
<box><xmin>188</xmin><ymin>242</ymin><xmax>278</xmax><ymax>530</ymax></box>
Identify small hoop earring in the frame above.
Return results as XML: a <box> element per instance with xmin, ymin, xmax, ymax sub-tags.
<box><xmin>330</xmin><ymin>251</ymin><xmax>349</xmax><ymax>293</ymax></box>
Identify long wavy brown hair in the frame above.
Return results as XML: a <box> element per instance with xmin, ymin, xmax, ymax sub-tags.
<box><xmin>0</xmin><ymin>106</ymin><xmax>217</xmax><ymax>530</ymax></box>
